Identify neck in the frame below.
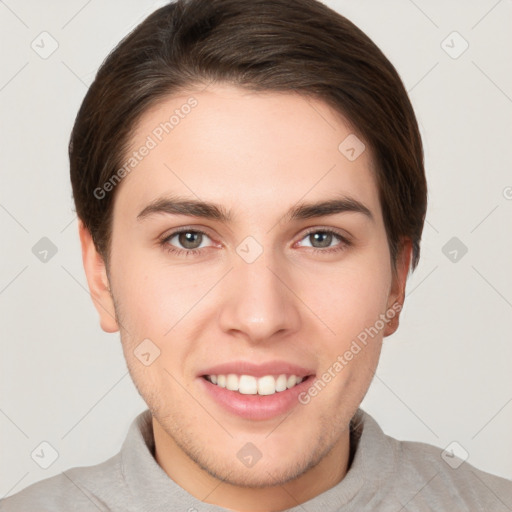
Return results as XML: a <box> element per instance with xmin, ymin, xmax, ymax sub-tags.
<box><xmin>152</xmin><ymin>418</ymin><xmax>351</xmax><ymax>512</ymax></box>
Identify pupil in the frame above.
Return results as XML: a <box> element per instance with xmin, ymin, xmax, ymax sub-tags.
<box><xmin>179</xmin><ymin>231</ymin><xmax>201</xmax><ymax>249</ymax></box>
<box><xmin>312</xmin><ymin>232</ymin><xmax>331</xmax><ymax>248</ymax></box>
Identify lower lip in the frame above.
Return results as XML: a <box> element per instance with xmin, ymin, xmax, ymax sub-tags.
<box><xmin>198</xmin><ymin>375</ymin><xmax>315</xmax><ymax>421</ymax></box>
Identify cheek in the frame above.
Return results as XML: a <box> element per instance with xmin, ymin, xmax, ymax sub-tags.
<box><xmin>298</xmin><ymin>258</ymin><xmax>391</xmax><ymax>407</ymax></box>
<box><xmin>110</xmin><ymin>247</ymin><xmax>205</xmax><ymax>332</ymax></box>
<box><xmin>302</xmin><ymin>258</ymin><xmax>391</xmax><ymax>340</ymax></box>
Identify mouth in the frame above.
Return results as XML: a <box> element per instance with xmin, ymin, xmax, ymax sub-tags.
<box><xmin>201</xmin><ymin>373</ymin><xmax>313</xmax><ymax>396</ymax></box>
<box><xmin>197</xmin><ymin>360</ymin><xmax>316</xmax><ymax>421</ymax></box>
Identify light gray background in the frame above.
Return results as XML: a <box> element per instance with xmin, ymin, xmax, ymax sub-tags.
<box><xmin>1</xmin><ymin>0</ymin><xmax>511</xmax><ymax>499</ymax></box>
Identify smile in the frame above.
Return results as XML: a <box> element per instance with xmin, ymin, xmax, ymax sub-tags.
<box><xmin>203</xmin><ymin>374</ymin><xmax>306</xmax><ymax>395</ymax></box>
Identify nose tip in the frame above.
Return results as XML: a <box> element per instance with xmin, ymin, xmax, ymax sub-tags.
<box><xmin>217</xmin><ymin>257</ymin><xmax>301</xmax><ymax>344</ymax></box>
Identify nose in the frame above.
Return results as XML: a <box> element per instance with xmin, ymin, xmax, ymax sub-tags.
<box><xmin>217</xmin><ymin>250</ymin><xmax>302</xmax><ymax>344</ymax></box>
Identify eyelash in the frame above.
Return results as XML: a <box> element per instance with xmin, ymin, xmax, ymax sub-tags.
<box><xmin>158</xmin><ymin>227</ymin><xmax>352</xmax><ymax>258</ymax></box>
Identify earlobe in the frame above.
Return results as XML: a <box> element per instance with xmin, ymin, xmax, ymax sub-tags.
<box><xmin>383</xmin><ymin>239</ymin><xmax>412</xmax><ymax>337</ymax></box>
<box><xmin>78</xmin><ymin>220</ymin><xmax>119</xmax><ymax>333</ymax></box>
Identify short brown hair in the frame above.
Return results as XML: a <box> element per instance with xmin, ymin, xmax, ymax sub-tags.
<box><xmin>69</xmin><ymin>0</ymin><xmax>427</xmax><ymax>273</ymax></box>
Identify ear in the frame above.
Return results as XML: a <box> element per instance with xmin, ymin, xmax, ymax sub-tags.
<box><xmin>78</xmin><ymin>220</ymin><xmax>119</xmax><ymax>333</ymax></box>
<box><xmin>383</xmin><ymin>238</ymin><xmax>412</xmax><ymax>337</ymax></box>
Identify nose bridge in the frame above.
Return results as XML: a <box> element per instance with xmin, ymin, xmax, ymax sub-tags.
<box><xmin>218</xmin><ymin>244</ymin><xmax>300</xmax><ymax>342</ymax></box>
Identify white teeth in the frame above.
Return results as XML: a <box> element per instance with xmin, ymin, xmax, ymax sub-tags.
<box><xmin>217</xmin><ymin>375</ymin><xmax>226</xmax><ymax>388</ymax></box>
<box><xmin>205</xmin><ymin>373</ymin><xmax>307</xmax><ymax>395</ymax></box>
<box><xmin>275</xmin><ymin>374</ymin><xmax>288</xmax><ymax>392</ymax></box>
<box><xmin>226</xmin><ymin>374</ymin><xmax>239</xmax><ymax>391</ymax></box>
<box><xmin>239</xmin><ymin>375</ymin><xmax>258</xmax><ymax>394</ymax></box>
<box><xmin>257</xmin><ymin>375</ymin><xmax>276</xmax><ymax>396</ymax></box>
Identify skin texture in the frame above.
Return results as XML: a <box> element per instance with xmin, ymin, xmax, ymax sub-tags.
<box><xmin>79</xmin><ymin>84</ymin><xmax>411</xmax><ymax>511</ymax></box>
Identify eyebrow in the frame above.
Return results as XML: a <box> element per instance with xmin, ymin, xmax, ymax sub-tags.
<box><xmin>136</xmin><ymin>194</ymin><xmax>374</xmax><ymax>223</ymax></box>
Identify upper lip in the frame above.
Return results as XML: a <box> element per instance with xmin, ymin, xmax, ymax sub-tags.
<box><xmin>199</xmin><ymin>360</ymin><xmax>315</xmax><ymax>379</ymax></box>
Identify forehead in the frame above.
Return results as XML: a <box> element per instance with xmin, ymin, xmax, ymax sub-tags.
<box><xmin>114</xmin><ymin>84</ymin><xmax>381</xmax><ymax>224</ymax></box>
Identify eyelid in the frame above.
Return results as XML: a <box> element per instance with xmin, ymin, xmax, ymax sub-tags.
<box><xmin>295</xmin><ymin>225</ymin><xmax>352</xmax><ymax>245</ymax></box>
<box><xmin>159</xmin><ymin>226</ymin><xmax>219</xmax><ymax>248</ymax></box>
<box><xmin>160</xmin><ymin>225</ymin><xmax>350</xmax><ymax>243</ymax></box>
<box><xmin>160</xmin><ymin>224</ymin><xmax>216</xmax><ymax>240</ymax></box>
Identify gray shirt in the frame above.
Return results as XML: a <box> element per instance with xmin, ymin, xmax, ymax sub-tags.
<box><xmin>1</xmin><ymin>408</ymin><xmax>511</xmax><ymax>511</ymax></box>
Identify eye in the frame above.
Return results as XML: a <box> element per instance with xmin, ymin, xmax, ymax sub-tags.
<box><xmin>296</xmin><ymin>228</ymin><xmax>351</xmax><ymax>254</ymax></box>
<box><xmin>159</xmin><ymin>227</ymin><xmax>351</xmax><ymax>258</ymax></box>
<box><xmin>159</xmin><ymin>228</ymin><xmax>215</xmax><ymax>257</ymax></box>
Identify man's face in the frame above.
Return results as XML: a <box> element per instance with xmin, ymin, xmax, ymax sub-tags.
<box><xmin>87</xmin><ymin>84</ymin><xmax>407</xmax><ymax>489</ymax></box>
